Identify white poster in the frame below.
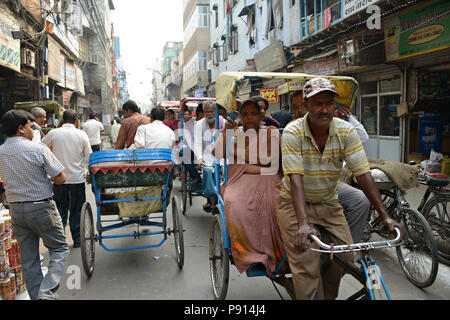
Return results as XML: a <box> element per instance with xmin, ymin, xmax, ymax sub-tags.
<box><xmin>343</xmin><ymin>0</ymin><xmax>381</xmax><ymax>19</ymax></box>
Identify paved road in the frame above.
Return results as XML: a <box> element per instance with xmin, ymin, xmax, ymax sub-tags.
<box><xmin>39</xmin><ymin>179</ymin><xmax>449</xmax><ymax>301</ymax></box>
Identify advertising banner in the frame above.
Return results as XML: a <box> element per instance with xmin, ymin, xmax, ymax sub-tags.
<box><xmin>0</xmin><ymin>12</ymin><xmax>21</xmax><ymax>73</ymax></box>
<box><xmin>259</xmin><ymin>88</ymin><xmax>279</xmax><ymax>104</ymax></box>
<box><xmin>384</xmin><ymin>0</ymin><xmax>450</xmax><ymax>62</ymax></box>
<box><xmin>419</xmin><ymin>112</ymin><xmax>442</xmax><ymax>153</ymax></box>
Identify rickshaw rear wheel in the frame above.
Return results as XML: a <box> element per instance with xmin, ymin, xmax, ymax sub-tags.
<box><xmin>209</xmin><ymin>215</ymin><xmax>229</xmax><ymax>300</ymax></box>
<box><xmin>172</xmin><ymin>195</ymin><xmax>185</xmax><ymax>269</ymax></box>
<box><xmin>80</xmin><ymin>202</ymin><xmax>95</xmax><ymax>277</ymax></box>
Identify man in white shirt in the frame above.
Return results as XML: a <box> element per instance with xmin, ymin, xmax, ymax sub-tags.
<box><xmin>194</xmin><ymin>100</ymin><xmax>225</xmax><ymax>168</ymax></box>
<box><xmin>110</xmin><ymin>118</ymin><xmax>121</xmax><ymax>148</ymax></box>
<box><xmin>193</xmin><ymin>100</ymin><xmax>225</xmax><ymax>212</ymax></box>
<box><xmin>30</xmin><ymin>107</ymin><xmax>47</xmax><ymax>143</ymax></box>
<box><xmin>83</xmin><ymin>112</ymin><xmax>104</xmax><ymax>152</ymax></box>
<box><xmin>130</xmin><ymin>107</ymin><xmax>175</xmax><ymax>150</ymax></box>
<box><xmin>42</xmin><ymin>110</ymin><xmax>92</xmax><ymax>248</ymax></box>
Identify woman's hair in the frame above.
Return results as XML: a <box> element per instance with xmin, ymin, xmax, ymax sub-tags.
<box><xmin>2</xmin><ymin>110</ymin><xmax>35</xmax><ymax>137</ymax></box>
<box><xmin>240</xmin><ymin>98</ymin><xmax>261</xmax><ymax>114</ymax></box>
<box><xmin>253</xmin><ymin>96</ymin><xmax>269</xmax><ymax>110</ymax></box>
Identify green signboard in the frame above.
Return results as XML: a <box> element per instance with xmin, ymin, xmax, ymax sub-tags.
<box><xmin>384</xmin><ymin>0</ymin><xmax>450</xmax><ymax>62</ymax></box>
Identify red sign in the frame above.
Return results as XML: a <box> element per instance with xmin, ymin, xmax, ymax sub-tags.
<box><xmin>259</xmin><ymin>88</ymin><xmax>279</xmax><ymax>104</ymax></box>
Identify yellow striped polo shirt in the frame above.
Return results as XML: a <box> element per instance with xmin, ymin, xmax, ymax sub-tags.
<box><xmin>280</xmin><ymin>114</ymin><xmax>370</xmax><ymax>203</ymax></box>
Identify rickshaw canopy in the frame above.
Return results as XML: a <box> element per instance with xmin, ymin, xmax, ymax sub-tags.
<box><xmin>215</xmin><ymin>72</ymin><xmax>359</xmax><ymax>112</ymax></box>
<box><xmin>180</xmin><ymin>97</ymin><xmax>216</xmax><ymax>113</ymax></box>
<box><xmin>14</xmin><ymin>100</ymin><xmax>64</xmax><ymax>116</ymax></box>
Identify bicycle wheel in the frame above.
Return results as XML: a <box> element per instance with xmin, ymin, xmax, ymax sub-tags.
<box><xmin>209</xmin><ymin>215</ymin><xmax>230</xmax><ymax>300</ymax></box>
<box><xmin>172</xmin><ymin>196</ymin><xmax>184</xmax><ymax>269</ymax></box>
<box><xmin>421</xmin><ymin>195</ymin><xmax>450</xmax><ymax>264</ymax></box>
<box><xmin>395</xmin><ymin>206</ymin><xmax>439</xmax><ymax>288</ymax></box>
<box><xmin>80</xmin><ymin>202</ymin><xmax>95</xmax><ymax>277</ymax></box>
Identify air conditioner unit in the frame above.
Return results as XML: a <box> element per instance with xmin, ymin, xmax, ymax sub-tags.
<box><xmin>20</xmin><ymin>48</ymin><xmax>36</xmax><ymax>68</ymax></box>
<box><xmin>27</xmin><ymin>49</ymin><xmax>36</xmax><ymax>68</ymax></box>
<box><xmin>89</xmin><ymin>53</ymin><xmax>99</xmax><ymax>65</ymax></box>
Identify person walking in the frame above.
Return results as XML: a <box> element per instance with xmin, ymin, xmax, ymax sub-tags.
<box><xmin>110</xmin><ymin>118</ymin><xmax>121</xmax><ymax>148</ymax></box>
<box><xmin>115</xmin><ymin>100</ymin><xmax>150</xmax><ymax>150</ymax></box>
<box><xmin>42</xmin><ymin>110</ymin><xmax>92</xmax><ymax>248</ymax></box>
<box><xmin>0</xmin><ymin>110</ymin><xmax>68</xmax><ymax>300</ymax></box>
<box><xmin>83</xmin><ymin>111</ymin><xmax>104</xmax><ymax>152</ymax></box>
<box><xmin>30</xmin><ymin>107</ymin><xmax>47</xmax><ymax>143</ymax></box>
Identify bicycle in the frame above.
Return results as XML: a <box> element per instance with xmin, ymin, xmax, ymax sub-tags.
<box><xmin>308</xmin><ymin>227</ymin><xmax>402</xmax><ymax>300</ymax></box>
<box><xmin>416</xmin><ymin>169</ymin><xmax>450</xmax><ymax>265</ymax></box>
<box><xmin>361</xmin><ymin>169</ymin><xmax>439</xmax><ymax>288</ymax></box>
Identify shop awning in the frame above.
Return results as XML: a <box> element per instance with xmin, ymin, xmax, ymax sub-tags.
<box><xmin>14</xmin><ymin>100</ymin><xmax>64</xmax><ymax>115</ymax></box>
<box><xmin>238</xmin><ymin>4</ymin><xmax>255</xmax><ymax>17</ymax></box>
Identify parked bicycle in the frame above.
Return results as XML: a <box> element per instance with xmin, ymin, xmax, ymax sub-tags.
<box><xmin>415</xmin><ymin>168</ymin><xmax>450</xmax><ymax>265</ymax></box>
<box><xmin>360</xmin><ymin>168</ymin><xmax>439</xmax><ymax>288</ymax></box>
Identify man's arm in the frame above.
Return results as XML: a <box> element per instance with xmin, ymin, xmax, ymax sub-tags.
<box><xmin>51</xmin><ymin>171</ymin><xmax>66</xmax><ymax>184</ymax></box>
<box><xmin>289</xmin><ymin>174</ymin><xmax>317</xmax><ymax>252</ymax></box>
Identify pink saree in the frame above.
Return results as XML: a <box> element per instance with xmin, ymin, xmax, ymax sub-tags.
<box><xmin>222</xmin><ymin>163</ymin><xmax>287</xmax><ymax>277</ymax></box>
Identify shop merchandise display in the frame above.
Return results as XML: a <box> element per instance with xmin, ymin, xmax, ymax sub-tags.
<box><xmin>0</xmin><ymin>209</ymin><xmax>26</xmax><ymax>300</ymax></box>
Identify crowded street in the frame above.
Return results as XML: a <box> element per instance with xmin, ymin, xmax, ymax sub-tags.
<box><xmin>0</xmin><ymin>0</ymin><xmax>450</xmax><ymax>308</ymax></box>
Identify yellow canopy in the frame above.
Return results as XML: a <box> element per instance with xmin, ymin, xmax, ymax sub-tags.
<box><xmin>215</xmin><ymin>72</ymin><xmax>359</xmax><ymax>112</ymax></box>
<box><xmin>14</xmin><ymin>100</ymin><xmax>65</xmax><ymax>116</ymax></box>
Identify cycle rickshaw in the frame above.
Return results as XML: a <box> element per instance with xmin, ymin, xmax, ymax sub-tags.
<box><xmin>178</xmin><ymin>97</ymin><xmax>219</xmax><ymax>216</ymax></box>
<box><xmin>80</xmin><ymin>149</ymin><xmax>184</xmax><ymax>277</ymax></box>
<box><xmin>208</xmin><ymin>71</ymin><xmax>403</xmax><ymax>300</ymax></box>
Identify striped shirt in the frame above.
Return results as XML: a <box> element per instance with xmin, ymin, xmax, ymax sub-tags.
<box><xmin>280</xmin><ymin>114</ymin><xmax>370</xmax><ymax>203</ymax></box>
<box><xmin>0</xmin><ymin>136</ymin><xmax>64</xmax><ymax>202</ymax></box>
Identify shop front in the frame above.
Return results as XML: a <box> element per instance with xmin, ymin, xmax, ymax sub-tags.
<box><xmin>383</xmin><ymin>0</ymin><xmax>450</xmax><ymax>164</ymax></box>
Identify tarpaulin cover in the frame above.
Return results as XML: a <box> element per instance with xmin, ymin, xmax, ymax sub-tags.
<box><xmin>215</xmin><ymin>72</ymin><xmax>359</xmax><ymax>112</ymax></box>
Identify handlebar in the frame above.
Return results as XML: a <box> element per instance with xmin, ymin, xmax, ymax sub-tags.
<box><xmin>308</xmin><ymin>227</ymin><xmax>402</xmax><ymax>253</ymax></box>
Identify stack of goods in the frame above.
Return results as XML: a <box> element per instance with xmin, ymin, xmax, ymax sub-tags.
<box><xmin>0</xmin><ymin>210</ymin><xmax>26</xmax><ymax>300</ymax></box>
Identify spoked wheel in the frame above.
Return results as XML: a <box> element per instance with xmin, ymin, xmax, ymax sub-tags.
<box><xmin>80</xmin><ymin>202</ymin><xmax>95</xmax><ymax>277</ymax></box>
<box><xmin>395</xmin><ymin>207</ymin><xmax>439</xmax><ymax>288</ymax></box>
<box><xmin>172</xmin><ymin>196</ymin><xmax>184</xmax><ymax>269</ymax></box>
<box><xmin>421</xmin><ymin>195</ymin><xmax>450</xmax><ymax>264</ymax></box>
<box><xmin>209</xmin><ymin>215</ymin><xmax>230</xmax><ymax>300</ymax></box>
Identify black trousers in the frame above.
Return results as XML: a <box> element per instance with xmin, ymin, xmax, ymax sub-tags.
<box><xmin>53</xmin><ymin>183</ymin><xmax>86</xmax><ymax>245</ymax></box>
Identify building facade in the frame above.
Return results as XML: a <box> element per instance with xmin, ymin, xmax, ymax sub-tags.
<box><xmin>182</xmin><ymin>0</ymin><xmax>211</xmax><ymax>97</ymax></box>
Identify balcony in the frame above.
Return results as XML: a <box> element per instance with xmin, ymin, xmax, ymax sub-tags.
<box><xmin>298</xmin><ymin>0</ymin><xmax>408</xmax><ymax>42</ymax></box>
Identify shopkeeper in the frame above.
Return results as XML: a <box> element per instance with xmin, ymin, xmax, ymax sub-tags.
<box><xmin>0</xmin><ymin>110</ymin><xmax>69</xmax><ymax>300</ymax></box>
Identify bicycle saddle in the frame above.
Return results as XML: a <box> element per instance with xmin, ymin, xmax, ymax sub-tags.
<box><xmin>424</xmin><ymin>172</ymin><xmax>449</xmax><ymax>187</ymax></box>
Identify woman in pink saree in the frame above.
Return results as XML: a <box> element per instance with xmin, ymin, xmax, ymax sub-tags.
<box><xmin>213</xmin><ymin>99</ymin><xmax>288</xmax><ymax>279</ymax></box>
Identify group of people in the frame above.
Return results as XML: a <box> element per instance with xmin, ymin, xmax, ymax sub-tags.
<box><xmin>0</xmin><ymin>101</ymin><xmax>176</xmax><ymax>300</ymax></box>
<box><xmin>0</xmin><ymin>77</ymin><xmax>402</xmax><ymax>300</ymax></box>
<box><xmin>212</xmin><ymin>78</ymin><xmax>402</xmax><ymax>300</ymax></box>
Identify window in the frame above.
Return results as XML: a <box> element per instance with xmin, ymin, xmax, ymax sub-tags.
<box><xmin>198</xmin><ymin>51</ymin><xmax>208</xmax><ymax>71</ymax></box>
<box><xmin>198</xmin><ymin>5</ymin><xmax>210</xmax><ymax>28</ymax></box>
<box><xmin>360</xmin><ymin>77</ymin><xmax>402</xmax><ymax>137</ymax></box>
